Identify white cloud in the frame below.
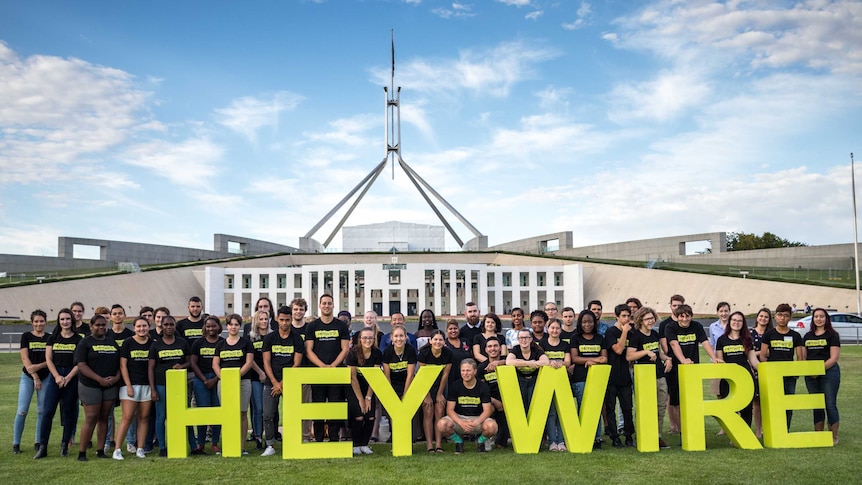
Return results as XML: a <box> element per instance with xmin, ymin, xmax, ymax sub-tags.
<box><xmin>122</xmin><ymin>137</ymin><xmax>224</xmax><ymax>187</ymax></box>
<box><xmin>432</xmin><ymin>3</ymin><xmax>476</xmax><ymax>19</ymax></box>
<box><xmin>608</xmin><ymin>70</ymin><xmax>711</xmax><ymax>123</ymax></box>
<box><xmin>371</xmin><ymin>40</ymin><xmax>561</xmax><ymax>98</ymax></box>
<box><xmin>525</xmin><ymin>10</ymin><xmax>543</xmax><ymax>20</ymax></box>
<box><xmin>0</xmin><ymin>42</ymin><xmax>155</xmax><ymax>184</ymax></box>
<box><xmin>301</xmin><ymin>114</ymin><xmax>378</xmax><ymax>147</ymax></box>
<box><xmin>496</xmin><ymin>0</ymin><xmax>530</xmax><ymax>6</ymax></box>
<box><xmin>563</xmin><ymin>1</ymin><xmax>591</xmax><ymax>30</ymax></box>
<box><xmin>215</xmin><ymin>91</ymin><xmax>303</xmax><ymax>143</ymax></box>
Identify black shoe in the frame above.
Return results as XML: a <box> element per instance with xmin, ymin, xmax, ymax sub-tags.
<box><xmin>12</xmin><ymin>444</ymin><xmax>20</xmax><ymax>454</ymax></box>
<box><xmin>96</xmin><ymin>450</ymin><xmax>109</xmax><ymax>459</ymax></box>
<box><xmin>275</xmin><ymin>431</ymin><xmax>282</xmax><ymax>442</ymax></box>
<box><xmin>158</xmin><ymin>449</ymin><xmax>167</xmax><ymax>457</ymax></box>
<box><xmin>34</xmin><ymin>445</ymin><xmax>47</xmax><ymax>459</ymax></box>
<box><xmin>593</xmin><ymin>439</ymin><xmax>602</xmax><ymax>450</ymax></box>
<box><xmin>477</xmin><ymin>441</ymin><xmax>486</xmax><ymax>453</ymax></box>
<box><xmin>190</xmin><ymin>447</ymin><xmax>207</xmax><ymax>456</ymax></box>
<box><xmin>34</xmin><ymin>443</ymin><xmax>40</xmax><ymax>452</ymax></box>
<box><xmin>78</xmin><ymin>452</ymin><xmax>87</xmax><ymax>462</ymax></box>
<box><xmin>60</xmin><ymin>442</ymin><xmax>69</xmax><ymax>457</ymax></box>
<box><xmin>612</xmin><ymin>437</ymin><xmax>623</xmax><ymax>448</ymax></box>
<box><xmin>255</xmin><ymin>438</ymin><xmax>263</xmax><ymax>450</ymax></box>
<box><xmin>87</xmin><ymin>441</ymin><xmax>93</xmax><ymax>449</ymax></box>
<box><xmin>625</xmin><ymin>436</ymin><xmax>634</xmax><ymax>447</ymax></box>
<box><xmin>454</xmin><ymin>442</ymin><xmax>463</xmax><ymax>454</ymax></box>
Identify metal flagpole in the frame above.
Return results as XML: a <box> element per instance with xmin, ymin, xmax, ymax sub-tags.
<box><xmin>852</xmin><ymin>152</ymin><xmax>860</xmax><ymax>316</ymax></box>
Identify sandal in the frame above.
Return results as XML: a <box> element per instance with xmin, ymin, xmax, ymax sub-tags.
<box><xmin>435</xmin><ymin>447</ymin><xmax>444</xmax><ymax>453</ymax></box>
<box><xmin>427</xmin><ymin>448</ymin><xmax>435</xmax><ymax>453</ymax></box>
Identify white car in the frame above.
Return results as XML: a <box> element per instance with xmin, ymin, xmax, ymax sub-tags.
<box><xmin>790</xmin><ymin>312</ymin><xmax>862</xmax><ymax>342</ymax></box>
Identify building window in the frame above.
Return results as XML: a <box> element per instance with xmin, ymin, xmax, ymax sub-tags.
<box><xmin>277</xmin><ymin>274</ymin><xmax>287</xmax><ymax>289</ymax></box>
<box><xmin>520</xmin><ymin>272</ymin><xmax>529</xmax><ymax>286</ymax></box>
<box><xmin>225</xmin><ymin>275</ymin><xmax>234</xmax><ymax>289</ymax></box>
<box><xmin>554</xmin><ymin>272</ymin><xmax>563</xmax><ymax>286</ymax></box>
<box><xmin>259</xmin><ymin>274</ymin><xmax>269</xmax><ymax>289</ymax></box>
<box><xmin>389</xmin><ymin>270</ymin><xmax>401</xmax><ymax>285</ymax></box>
<box><xmin>502</xmin><ymin>272</ymin><xmax>511</xmax><ymax>287</ymax></box>
<box><xmin>242</xmin><ymin>274</ymin><xmax>251</xmax><ymax>289</ymax></box>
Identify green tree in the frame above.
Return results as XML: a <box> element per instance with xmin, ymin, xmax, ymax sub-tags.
<box><xmin>726</xmin><ymin>231</ymin><xmax>808</xmax><ymax>251</ymax></box>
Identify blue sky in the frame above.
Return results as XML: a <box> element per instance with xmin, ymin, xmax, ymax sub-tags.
<box><xmin>1</xmin><ymin>0</ymin><xmax>860</xmax><ymax>257</ymax></box>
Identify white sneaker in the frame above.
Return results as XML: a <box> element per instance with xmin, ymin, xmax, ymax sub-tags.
<box><xmin>360</xmin><ymin>446</ymin><xmax>373</xmax><ymax>455</ymax></box>
<box><xmin>549</xmin><ymin>443</ymin><xmax>559</xmax><ymax>452</ymax></box>
<box><xmin>127</xmin><ymin>443</ymin><xmax>136</xmax><ymax>453</ymax></box>
<box><xmin>352</xmin><ymin>447</ymin><xmax>362</xmax><ymax>455</ymax></box>
<box><xmin>558</xmin><ymin>442</ymin><xmax>567</xmax><ymax>452</ymax></box>
<box><xmin>136</xmin><ymin>448</ymin><xmax>146</xmax><ymax>459</ymax></box>
<box><xmin>112</xmin><ymin>449</ymin><xmax>124</xmax><ymax>460</ymax></box>
<box><xmin>261</xmin><ymin>446</ymin><xmax>276</xmax><ymax>457</ymax></box>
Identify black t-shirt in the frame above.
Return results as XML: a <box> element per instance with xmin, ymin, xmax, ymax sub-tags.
<box><xmin>262</xmin><ymin>331</ymin><xmax>304</xmax><ymax>384</ymax></box>
<box><xmin>762</xmin><ymin>328</ymin><xmax>803</xmax><ymax>362</ymax></box>
<box><xmin>176</xmin><ymin>318</ymin><xmax>204</xmax><ymax>346</ymax></box>
<box><xmin>448</xmin><ymin>379</ymin><xmax>491</xmax><ymax>417</ymax></box>
<box><xmin>20</xmin><ymin>331</ymin><xmax>49</xmax><ymax>379</ymax></box>
<box><xmin>539</xmin><ymin>337</ymin><xmax>569</xmax><ymax>362</ymax></box>
<box><xmin>751</xmin><ymin>328</ymin><xmax>765</xmax><ymax>353</ymax></box>
<box><xmin>191</xmin><ymin>337</ymin><xmax>223</xmax><ymax>375</ymax></box>
<box><xmin>120</xmin><ymin>337</ymin><xmax>154</xmax><ymax>386</ymax></box>
<box><xmin>560</xmin><ymin>328</ymin><xmax>577</xmax><ymax>346</ymax></box>
<box><xmin>74</xmin><ymin>335</ymin><xmax>120</xmax><ymax>388</ymax></box>
<box><xmin>215</xmin><ymin>336</ymin><xmax>255</xmax><ymax>379</ymax></box>
<box><xmin>803</xmin><ymin>331</ymin><xmax>840</xmax><ymax>362</ymax></box>
<box><xmin>658</xmin><ymin>317</ymin><xmax>675</xmax><ymax>341</ymax></box>
<box><xmin>571</xmin><ymin>333</ymin><xmax>606</xmax><ymax>383</ymax></box>
<box><xmin>148</xmin><ymin>337</ymin><xmax>190</xmax><ymax>386</ymax></box>
<box><xmin>665</xmin><ymin>322</ymin><xmax>708</xmax><ymax>364</ymax></box>
<box><xmin>459</xmin><ymin>323</ymin><xmax>482</xmax><ymax>345</ymax></box>
<box><xmin>472</xmin><ymin>333</ymin><xmax>505</xmax><ymax>358</ymax></box>
<box><xmin>108</xmin><ymin>326</ymin><xmax>134</xmax><ymax>347</ymax></box>
<box><xmin>250</xmin><ymin>335</ymin><xmax>267</xmax><ymax>372</ymax></box>
<box><xmin>509</xmin><ymin>344</ymin><xmax>544</xmax><ymax>379</ymax></box>
<box><xmin>305</xmin><ymin>318</ymin><xmax>349</xmax><ymax>366</ymax></box>
<box><xmin>627</xmin><ymin>329</ymin><xmax>665</xmax><ymax>378</ymax></box>
<box><xmin>345</xmin><ymin>348</ymin><xmax>383</xmax><ymax>394</ymax></box>
<box><xmin>47</xmin><ymin>332</ymin><xmax>83</xmax><ymax>369</ymax></box>
<box><xmin>76</xmin><ymin>322</ymin><xmax>91</xmax><ymax>336</ymax></box>
<box><xmin>477</xmin><ymin>360</ymin><xmax>501</xmax><ymax>400</ymax></box>
<box><xmin>418</xmin><ymin>345</ymin><xmax>453</xmax><ymax>390</ymax></box>
<box><xmin>716</xmin><ymin>335</ymin><xmax>751</xmax><ymax>371</ymax></box>
<box><xmin>605</xmin><ymin>325</ymin><xmax>633</xmax><ymax>386</ymax></box>
<box><xmin>382</xmin><ymin>344</ymin><xmax>417</xmax><ymax>389</ymax></box>
<box><xmin>444</xmin><ymin>338</ymin><xmax>472</xmax><ymax>384</ymax></box>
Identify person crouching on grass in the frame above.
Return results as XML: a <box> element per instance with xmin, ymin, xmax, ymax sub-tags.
<box><xmin>436</xmin><ymin>359</ymin><xmax>498</xmax><ymax>454</ymax></box>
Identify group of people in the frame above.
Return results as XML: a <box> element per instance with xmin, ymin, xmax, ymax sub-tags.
<box><xmin>13</xmin><ymin>293</ymin><xmax>841</xmax><ymax>460</ymax></box>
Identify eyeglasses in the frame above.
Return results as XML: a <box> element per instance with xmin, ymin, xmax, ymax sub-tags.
<box><xmin>518</xmin><ymin>336</ymin><xmax>532</xmax><ymax>340</ymax></box>
<box><xmin>360</xmin><ymin>336</ymin><xmax>375</xmax><ymax>341</ymax></box>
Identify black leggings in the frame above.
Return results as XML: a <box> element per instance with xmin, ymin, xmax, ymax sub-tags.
<box><xmin>347</xmin><ymin>392</ymin><xmax>376</xmax><ymax>447</ymax></box>
<box><xmin>311</xmin><ymin>384</ymin><xmax>346</xmax><ymax>442</ymax></box>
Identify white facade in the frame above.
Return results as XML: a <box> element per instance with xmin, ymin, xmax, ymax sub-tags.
<box><xmin>342</xmin><ymin>221</ymin><xmax>445</xmax><ymax>252</ymax></box>
<box><xmin>205</xmin><ymin>262</ymin><xmax>583</xmax><ymax>318</ymax></box>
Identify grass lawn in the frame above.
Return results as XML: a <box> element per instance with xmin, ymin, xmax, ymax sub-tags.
<box><xmin>1</xmin><ymin>349</ymin><xmax>861</xmax><ymax>484</ymax></box>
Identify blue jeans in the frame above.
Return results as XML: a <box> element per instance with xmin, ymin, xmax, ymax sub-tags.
<box><xmin>805</xmin><ymin>364</ymin><xmax>840</xmax><ymax>426</ymax></box>
<box><xmin>193</xmin><ymin>373</ymin><xmax>221</xmax><ymax>447</ymax></box>
<box><xmin>250</xmin><ymin>380</ymin><xmax>264</xmax><ymax>439</ymax></box>
<box><xmin>572</xmin><ymin>381</ymin><xmax>601</xmax><ymax>440</ymax></box>
<box><xmin>517</xmin><ymin>375</ymin><xmax>537</xmax><ymax>411</ymax></box>
<box><xmin>40</xmin><ymin>367</ymin><xmax>79</xmax><ymax>445</ymax></box>
<box><xmin>545</xmin><ymin>399</ymin><xmax>564</xmax><ymax>444</ymax></box>
<box><xmin>154</xmin><ymin>385</ymin><xmax>197</xmax><ymax>452</ymax></box>
<box><xmin>14</xmin><ymin>372</ymin><xmax>46</xmax><ymax>445</ymax></box>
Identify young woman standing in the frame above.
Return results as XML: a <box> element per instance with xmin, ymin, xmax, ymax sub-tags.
<box><xmin>74</xmin><ymin>315</ymin><xmax>121</xmax><ymax>461</ymax></box>
<box><xmin>190</xmin><ymin>315</ymin><xmax>224</xmax><ymax>454</ymax></box>
<box><xmin>347</xmin><ymin>328</ymin><xmax>384</xmax><ymax>455</ymax></box>
<box><xmin>36</xmin><ymin>309</ymin><xmax>82</xmax><ymax>458</ymax></box>
<box><xmin>803</xmin><ymin>308</ymin><xmax>841</xmax><ymax>445</ymax></box>
<box><xmin>715</xmin><ymin>312</ymin><xmax>759</xmax><ymax>428</ymax></box>
<box><xmin>505</xmin><ymin>307</ymin><xmax>526</xmax><ymax>350</ymax></box>
<box><xmin>472</xmin><ymin>313</ymin><xmax>507</xmax><ymax>363</ymax></box>
<box><xmin>418</xmin><ymin>330</ymin><xmax>452</xmax><ymax>453</ymax></box>
<box><xmin>248</xmin><ymin>310</ymin><xmax>271</xmax><ymax>450</ymax></box>
<box><xmin>506</xmin><ymin>328</ymin><xmax>549</xmax><ymax>412</ymax></box>
<box><xmin>750</xmin><ymin>307</ymin><xmax>773</xmax><ymax>438</ymax></box>
<box><xmin>540</xmin><ymin>319</ymin><xmax>571</xmax><ymax>451</ymax></box>
<box><xmin>570</xmin><ymin>310</ymin><xmax>607</xmax><ymax>449</ymax></box>
<box><xmin>148</xmin><ymin>315</ymin><xmax>195</xmax><ymax>456</ymax></box>
<box><xmin>627</xmin><ymin>307</ymin><xmax>672</xmax><ymax>449</ymax></box>
<box><xmin>14</xmin><ymin>310</ymin><xmax>49</xmax><ymax>455</ymax></box>
<box><xmin>213</xmin><ymin>314</ymin><xmax>255</xmax><ymax>455</ymax></box>
<box><xmin>112</xmin><ymin>317</ymin><xmax>154</xmax><ymax>459</ymax></box>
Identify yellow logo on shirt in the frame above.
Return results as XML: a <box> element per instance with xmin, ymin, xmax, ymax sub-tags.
<box><xmin>457</xmin><ymin>396</ymin><xmax>481</xmax><ymax>405</ymax></box>
<box><xmin>199</xmin><ymin>347</ymin><xmax>216</xmax><ymax>356</ymax></box>
<box><xmin>315</xmin><ymin>330</ymin><xmax>340</xmax><ymax>338</ymax></box>
<box><xmin>643</xmin><ymin>342</ymin><xmax>659</xmax><ymax>352</ymax></box>
<box><xmin>159</xmin><ymin>349</ymin><xmax>185</xmax><ymax>358</ymax></box>
<box><xmin>388</xmin><ymin>361</ymin><xmax>408</xmax><ymax>372</ymax></box>
<box><xmin>272</xmin><ymin>345</ymin><xmax>295</xmax><ymax>354</ymax></box>
<box><xmin>130</xmin><ymin>350</ymin><xmax>149</xmax><ymax>359</ymax></box>
<box><xmin>677</xmin><ymin>334</ymin><xmax>697</xmax><ymax>343</ymax></box>
<box><xmin>29</xmin><ymin>342</ymin><xmax>47</xmax><ymax>350</ymax></box>
<box><xmin>53</xmin><ymin>343</ymin><xmax>77</xmax><ymax>352</ymax></box>
<box><xmin>770</xmin><ymin>340</ymin><xmax>794</xmax><ymax>349</ymax></box>
<box><xmin>579</xmin><ymin>344</ymin><xmax>601</xmax><ymax>353</ymax></box>
<box><xmin>220</xmin><ymin>350</ymin><xmax>245</xmax><ymax>359</ymax></box>
<box><xmin>805</xmin><ymin>339</ymin><xmax>827</xmax><ymax>347</ymax></box>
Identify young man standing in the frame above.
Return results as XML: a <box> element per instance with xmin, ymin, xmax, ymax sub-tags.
<box><xmin>560</xmin><ymin>307</ymin><xmax>577</xmax><ymax>345</ymax></box>
<box><xmin>261</xmin><ymin>306</ymin><xmax>304</xmax><ymax>456</ymax></box>
<box><xmin>380</xmin><ymin>312</ymin><xmax>418</xmax><ymax>353</ymax></box>
<box><xmin>437</xmin><ymin>359</ymin><xmax>498</xmax><ymax>453</ymax></box>
<box><xmin>176</xmin><ymin>297</ymin><xmax>205</xmax><ymax>347</ymax></box>
<box><xmin>658</xmin><ymin>294</ymin><xmax>685</xmax><ymax>434</ymax></box>
<box><xmin>604</xmin><ymin>304</ymin><xmax>635</xmax><ymax>447</ymax></box>
<box><xmin>289</xmin><ymin>298</ymin><xmax>314</xmax><ymax>442</ymax></box>
<box><xmin>589</xmin><ymin>300</ymin><xmax>609</xmax><ymax>336</ymax></box>
<box><xmin>304</xmin><ymin>294</ymin><xmax>350</xmax><ymax>443</ymax></box>
<box><xmin>759</xmin><ymin>303</ymin><xmax>804</xmax><ymax>429</ymax></box>
<box><xmin>459</xmin><ymin>302</ymin><xmax>482</xmax><ymax>344</ymax></box>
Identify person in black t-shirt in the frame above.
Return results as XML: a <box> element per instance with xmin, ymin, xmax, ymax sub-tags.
<box><xmin>658</xmin><ymin>294</ymin><xmax>685</xmax><ymax>434</ymax></box>
<box><xmin>190</xmin><ymin>315</ymin><xmax>224</xmax><ymax>454</ymax></box>
<box><xmin>626</xmin><ymin>307</ymin><xmax>672</xmax><ymax>449</ymax></box>
<box><xmin>506</xmin><ymin>328</ymin><xmax>549</xmax><ymax>410</ymax></box>
<box><xmin>347</xmin><ymin>328</ymin><xmax>384</xmax><ymax>455</ymax></box>
<box><xmin>14</xmin><ymin>309</ymin><xmax>49</xmax><ymax>455</ymax></box>
<box><xmin>604</xmin><ymin>304</ymin><xmax>635</xmax><ymax>447</ymax></box>
<box><xmin>665</xmin><ymin>304</ymin><xmax>715</xmax><ymax>433</ymax></box>
<box><xmin>176</xmin><ymin>296</ymin><xmax>205</xmax><ymax>347</ymax></box>
<box><xmin>472</xmin><ymin>313</ymin><xmax>507</xmax><ymax>363</ymax></box>
<box><xmin>802</xmin><ymin>308</ymin><xmax>841</xmax><ymax>444</ymax></box>
<box><xmin>541</xmin><ymin>320</ymin><xmax>571</xmax><ymax>451</ymax></box>
<box><xmin>74</xmin><ymin>314</ymin><xmax>120</xmax><ymax>461</ymax></box>
<box><xmin>419</xmin><ymin>330</ymin><xmax>453</xmax><ymax>453</ymax></box>
<box><xmin>149</xmin><ymin>315</ymin><xmax>195</xmax><ymax>456</ymax></box>
<box><xmin>570</xmin><ymin>309</ymin><xmax>607</xmax><ymax>449</ymax></box>
<box><xmin>760</xmin><ymin>303</ymin><xmax>804</xmax><ymax>429</ymax></box>
<box><xmin>382</xmin><ymin>326</ymin><xmax>417</xmax><ymax>398</ymax></box>
<box><xmin>304</xmin><ymin>294</ymin><xmax>350</xmax><ymax>443</ymax></box>
<box><xmin>112</xmin><ymin>317</ymin><xmax>154</xmax><ymax>460</ymax></box>
<box><xmin>261</xmin><ymin>308</ymin><xmax>304</xmax><ymax>456</ymax></box>
<box><xmin>437</xmin><ymin>358</ymin><xmax>498</xmax><ymax>454</ymax></box>
<box><xmin>715</xmin><ymin>311</ymin><xmax>759</xmax><ymax>428</ymax></box>
<box><xmin>479</xmin><ymin>337</ymin><xmax>508</xmax><ymax>449</ymax></box>
<box><xmin>38</xmin><ymin>308</ymin><xmax>83</xmax><ymax>458</ymax></box>
<box><xmin>213</xmin><ymin>314</ymin><xmax>255</xmax><ymax>455</ymax></box>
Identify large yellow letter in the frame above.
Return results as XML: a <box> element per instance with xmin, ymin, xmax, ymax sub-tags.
<box><xmin>497</xmin><ymin>365</ymin><xmax>609</xmax><ymax>454</ymax></box>
<box><xmin>166</xmin><ymin>368</ymin><xmax>242</xmax><ymax>458</ymax></box>
<box><xmin>678</xmin><ymin>363</ymin><xmax>761</xmax><ymax>450</ymax></box>
<box><xmin>633</xmin><ymin>365</ymin><xmax>658</xmax><ymax>452</ymax></box>
<box><xmin>281</xmin><ymin>367</ymin><xmax>352</xmax><ymax>459</ymax></box>
<box><xmin>759</xmin><ymin>360</ymin><xmax>832</xmax><ymax>449</ymax></box>
<box><xmin>360</xmin><ymin>366</ymin><xmax>442</xmax><ymax>456</ymax></box>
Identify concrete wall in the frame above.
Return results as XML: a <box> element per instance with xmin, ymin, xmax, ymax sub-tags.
<box><xmin>488</xmin><ymin>231</ymin><xmax>573</xmax><ymax>254</ymax></box>
<box><xmin>559</xmin><ymin>232</ymin><xmax>727</xmax><ymax>261</ymax></box>
<box><xmin>0</xmin><ymin>254</ymin><xmax>114</xmax><ymax>274</ymax></box>
<box><xmin>342</xmin><ymin>222</ymin><xmax>445</xmax><ymax>251</ymax></box>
